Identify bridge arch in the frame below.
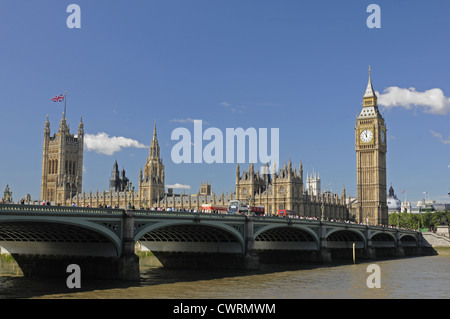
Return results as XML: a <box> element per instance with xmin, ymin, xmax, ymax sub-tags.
<box><xmin>370</xmin><ymin>231</ymin><xmax>397</xmax><ymax>248</ymax></box>
<box><xmin>326</xmin><ymin>228</ymin><xmax>367</xmax><ymax>249</ymax></box>
<box><xmin>135</xmin><ymin>220</ymin><xmax>245</xmax><ymax>254</ymax></box>
<box><xmin>0</xmin><ymin>217</ymin><xmax>122</xmax><ymax>257</ymax></box>
<box><xmin>254</xmin><ymin>224</ymin><xmax>320</xmax><ymax>250</ymax></box>
<box><xmin>399</xmin><ymin>233</ymin><xmax>419</xmax><ymax>247</ymax></box>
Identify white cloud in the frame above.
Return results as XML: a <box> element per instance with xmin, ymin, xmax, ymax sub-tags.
<box><xmin>377</xmin><ymin>87</ymin><xmax>450</xmax><ymax>115</ymax></box>
<box><xmin>166</xmin><ymin>183</ymin><xmax>191</xmax><ymax>189</ymax></box>
<box><xmin>84</xmin><ymin>132</ymin><xmax>148</xmax><ymax>155</ymax></box>
<box><xmin>430</xmin><ymin>130</ymin><xmax>450</xmax><ymax>145</ymax></box>
<box><xmin>220</xmin><ymin>101</ymin><xmax>246</xmax><ymax>113</ymax></box>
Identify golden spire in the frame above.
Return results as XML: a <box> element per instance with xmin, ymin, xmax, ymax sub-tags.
<box><xmin>361</xmin><ymin>65</ymin><xmax>378</xmax><ymax>112</ymax></box>
<box><xmin>364</xmin><ymin>65</ymin><xmax>375</xmax><ymax>98</ymax></box>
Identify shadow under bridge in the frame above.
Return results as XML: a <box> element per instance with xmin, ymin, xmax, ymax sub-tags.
<box><xmin>135</xmin><ymin>221</ymin><xmax>245</xmax><ymax>254</ymax></box>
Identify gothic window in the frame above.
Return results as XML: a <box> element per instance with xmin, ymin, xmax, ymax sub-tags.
<box><xmin>279</xmin><ymin>186</ymin><xmax>285</xmax><ymax>195</ymax></box>
<box><xmin>242</xmin><ymin>188</ymin><xmax>247</xmax><ymax>196</ymax></box>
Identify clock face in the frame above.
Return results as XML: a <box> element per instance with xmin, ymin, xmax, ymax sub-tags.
<box><xmin>380</xmin><ymin>130</ymin><xmax>385</xmax><ymax>143</ymax></box>
<box><xmin>360</xmin><ymin>129</ymin><xmax>373</xmax><ymax>143</ymax></box>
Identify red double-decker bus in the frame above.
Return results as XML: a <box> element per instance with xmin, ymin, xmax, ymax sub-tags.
<box><xmin>201</xmin><ymin>204</ymin><xmax>228</xmax><ymax>213</ymax></box>
<box><xmin>277</xmin><ymin>209</ymin><xmax>298</xmax><ymax>217</ymax></box>
<box><xmin>250</xmin><ymin>206</ymin><xmax>265</xmax><ymax>216</ymax></box>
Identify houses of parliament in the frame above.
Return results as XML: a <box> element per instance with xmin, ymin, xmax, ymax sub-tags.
<box><xmin>40</xmin><ymin>69</ymin><xmax>388</xmax><ymax>225</ymax></box>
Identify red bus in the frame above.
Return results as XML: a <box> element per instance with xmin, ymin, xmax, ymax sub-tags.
<box><xmin>250</xmin><ymin>206</ymin><xmax>265</xmax><ymax>216</ymax></box>
<box><xmin>201</xmin><ymin>204</ymin><xmax>228</xmax><ymax>213</ymax></box>
<box><xmin>277</xmin><ymin>209</ymin><xmax>298</xmax><ymax>217</ymax></box>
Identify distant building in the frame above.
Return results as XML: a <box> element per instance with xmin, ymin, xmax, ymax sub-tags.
<box><xmin>200</xmin><ymin>181</ymin><xmax>212</xmax><ymax>196</ymax></box>
<box><xmin>2</xmin><ymin>184</ymin><xmax>13</xmax><ymax>203</ymax></box>
<box><xmin>387</xmin><ymin>185</ymin><xmax>401</xmax><ymax>212</ymax></box>
<box><xmin>109</xmin><ymin>161</ymin><xmax>129</xmax><ymax>192</ymax></box>
<box><xmin>305</xmin><ymin>172</ymin><xmax>321</xmax><ymax>196</ymax></box>
<box><xmin>235</xmin><ymin>161</ymin><xmax>348</xmax><ymax>218</ymax></box>
<box><xmin>401</xmin><ymin>201</ymin><xmax>412</xmax><ymax>213</ymax></box>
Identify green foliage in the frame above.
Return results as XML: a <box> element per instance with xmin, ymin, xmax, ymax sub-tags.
<box><xmin>389</xmin><ymin>211</ymin><xmax>450</xmax><ymax>231</ymax></box>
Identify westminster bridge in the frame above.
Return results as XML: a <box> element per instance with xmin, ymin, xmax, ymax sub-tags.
<box><xmin>0</xmin><ymin>204</ymin><xmax>423</xmax><ymax>280</ymax></box>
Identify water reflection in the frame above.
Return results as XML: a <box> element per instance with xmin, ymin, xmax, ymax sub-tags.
<box><xmin>1</xmin><ymin>254</ymin><xmax>449</xmax><ymax>299</ymax></box>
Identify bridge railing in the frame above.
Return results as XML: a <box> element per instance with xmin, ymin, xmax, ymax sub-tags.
<box><xmin>0</xmin><ymin>204</ymin><xmax>420</xmax><ymax>236</ymax></box>
<box><xmin>0</xmin><ymin>203</ymin><xmax>123</xmax><ymax>216</ymax></box>
<box><xmin>132</xmin><ymin>210</ymin><xmax>246</xmax><ymax>221</ymax></box>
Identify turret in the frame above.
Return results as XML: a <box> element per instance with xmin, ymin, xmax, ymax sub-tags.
<box><xmin>78</xmin><ymin>117</ymin><xmax>84</xmax><ymax>137</ymax></box>
<box><xmin>299</xmin><ymin>160</ymin><xmax>303</xmax><ymax>181</ymax></box>
<box><xmin>44</xmin><ymin>115</ymin><xmax>50</xmax><ymax>136</ymax></box>
<box><xmin>58</xmin><ymin>112</ymin><xmax>69</xmax><ymax>134</ymax></box>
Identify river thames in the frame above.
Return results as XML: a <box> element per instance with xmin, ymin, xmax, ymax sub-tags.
<box><xmin>1</xmin><ymin>254</ymin><xmax>449</xmax><ymax>299</ymax></box>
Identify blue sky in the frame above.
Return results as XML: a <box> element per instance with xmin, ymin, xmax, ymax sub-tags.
<box><xmin>0</xmin><ymin>0</ymin><xmax>449</xmax><ymax>203</ymax></box>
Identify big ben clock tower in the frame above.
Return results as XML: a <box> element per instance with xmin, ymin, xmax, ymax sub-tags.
<box><xmin>355</xmin><ymin>67</ymin><xmax>388</xmax><ymax>225</ymax></box>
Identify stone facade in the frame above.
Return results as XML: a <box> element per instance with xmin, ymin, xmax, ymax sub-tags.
<box><xmin>40</xmin><ymin>113</ymin><xmax>84</xmax><ymax>204</ymax></box>
<box><xmin>41</xmin><ymin>116</ymin><xmax>350</xmax><ymax>218</ymax></box>
<box><xmin>235</xmin><ymin>162</ymin><xmax>349</xmax><ymax>218</ymax></box>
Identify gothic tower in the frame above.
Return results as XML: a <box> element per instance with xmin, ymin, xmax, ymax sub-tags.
<box><xmin>109</xmin><ymin>161</ymin><xmax>129</xmax><ymax>192</ymax></box>
<box><xmin>40</xmin><ymin>113</ymin><xmax>84</xmax><ymax>204</ymax></box>
<box><xmin>139</xmin><ymin>121</ymin><xmax>165</xmax><ymax>207</ymax></box>
<box><xmin>355</xmin><ymin>67</ymin><xmax>388</xmax><ymax>225</ymax></box>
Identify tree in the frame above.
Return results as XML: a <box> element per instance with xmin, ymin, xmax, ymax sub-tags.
<box><xmin>389</xmin><ymin>211</ymin><xmax>450</xmax><ymax>231</ymax></box>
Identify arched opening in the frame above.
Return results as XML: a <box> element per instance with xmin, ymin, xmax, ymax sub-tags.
<box><xmin>0</xmin><ymin>221</ymin><xmax>119</xmax><ymax>257</ymax></box>
<box><xmin>371</xmin><ymin>232</ymin><xmax>396</xmax><ymax>248</ymax></box>
<box><xmin>326</xmin><ymin>230</ymin><xmax>365</xmax><ymax>249</ymax></box>
<box><xmin>138</xmin><ymin>223</ymin><xmax>242</xmax><ymax>253</ymax></box>
<box><xmin>255</xmin><ymin>226</ymin><xmax>317</xmax><ymax>249</ymax></box>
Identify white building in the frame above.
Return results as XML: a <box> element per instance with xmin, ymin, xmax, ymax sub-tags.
<box><xmin>387</xmin><ymin>185</ymin><xmax>401</xmax><ymax>212</ymax></box>
<box><xmin>306</xmin><ymin>172</ymin><xmax>321</xmax><ymax>196</ymax></box>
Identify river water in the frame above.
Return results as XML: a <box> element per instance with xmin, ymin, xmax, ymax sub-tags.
<box><xmin>0</xmin><ymin>254</ymin><xmax>449</xmax><ymax>299</ymax></box>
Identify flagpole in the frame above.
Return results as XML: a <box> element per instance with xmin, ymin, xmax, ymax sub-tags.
<box><xmin>64</xmin><ymin>91</ymin><xmax>67</xmax><ymax>119</ymax></box>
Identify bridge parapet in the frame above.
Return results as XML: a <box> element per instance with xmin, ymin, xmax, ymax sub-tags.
<box><xmin>0</xmin><ymin>203</ymin><xmax>122</xmax><ymax>216</ymax></box>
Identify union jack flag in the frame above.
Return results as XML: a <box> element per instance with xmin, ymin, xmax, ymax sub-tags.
<box><xmin>51</xmin><ymin>93</ymin><xmax>66</xmax><ymax>102</ymax></box>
